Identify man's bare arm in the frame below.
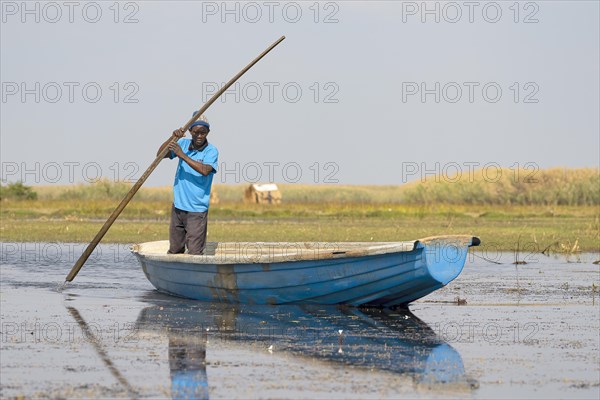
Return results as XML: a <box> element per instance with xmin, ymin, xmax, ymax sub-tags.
<box><xmin>157</xmin><ymin>129</ymin><xmax>185</xmax><ymax>158</ymax></box>
<box><xmin>167</xmin><ymin>141</ymin><xmax>214</xmax><ymax>176</ymax></box>
<box><xmin>179</xmin><ymin>154</ymin><xmax>215</xmax><ymax>176</ymax></box>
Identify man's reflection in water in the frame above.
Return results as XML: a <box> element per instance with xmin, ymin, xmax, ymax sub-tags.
<box><xmin>136</xmin><ymin>301</ymin><xmax>477</xmax><ymax>398</ymax></box>
<box><xmin>168</xmin><ymin>332</ymin><xmax>209</xmax><ymax>400</ymax></box>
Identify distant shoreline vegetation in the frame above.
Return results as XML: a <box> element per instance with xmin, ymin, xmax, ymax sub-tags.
<box><xmin>1</xmin><ymin>169</ymin><xmax>598</xmax><ymax>251</ymax></box>
<box><xmin>0</xmin><ymin>181</ymin><xmax>38</xmax><ymax>201</ymax></box>
<box><xmin>401</xmin><ymin>167</ymin><xmax>599</xmax><ymax>206</ymax></box>
<box><xmin>2</xmin><ymin>167</ymin><xmax>598</xmax><ymax>206</ymax></box>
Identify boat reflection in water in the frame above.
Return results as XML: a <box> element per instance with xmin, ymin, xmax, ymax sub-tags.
<box><xmin>136</xmin><ymin>296</ymin><xmax>477</xmax><ymax>399</ymax></box>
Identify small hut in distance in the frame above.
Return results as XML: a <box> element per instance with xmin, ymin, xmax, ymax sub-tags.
<box><xmin>244</xmin><ymin>183</ymin><xmax>282</xmax><ymax>205</ymax></box>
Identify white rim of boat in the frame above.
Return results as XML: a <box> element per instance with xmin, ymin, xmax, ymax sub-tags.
<box><xmin>130</xmin><ymin>235</ymin><xmax>477</xmax><ymax>265</ymax></box>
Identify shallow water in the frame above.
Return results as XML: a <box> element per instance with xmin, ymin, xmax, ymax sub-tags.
<box><xmin>1</xmin><ymin>242</ymin><xmax>599</xmax><ymax>399</ymax></box>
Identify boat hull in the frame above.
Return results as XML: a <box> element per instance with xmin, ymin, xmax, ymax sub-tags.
<box><xmin>132</xmin><ymin>236</ymin><xmax>479</xmax><ymax>307</ymax></box>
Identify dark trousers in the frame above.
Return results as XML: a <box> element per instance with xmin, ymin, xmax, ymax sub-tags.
<box><xmin>168</xmin><ymin>205</ymin><xmax>208</xmax><ymax>255</ymax></box>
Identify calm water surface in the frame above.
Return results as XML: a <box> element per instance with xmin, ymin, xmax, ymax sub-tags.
<box><xmin>1</xmin><ymin>242</ymin><xmax>598</xmax><ymax>399</ymax></box>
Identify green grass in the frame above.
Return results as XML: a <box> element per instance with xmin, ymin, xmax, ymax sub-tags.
<box><xmin>1</xmin><ymin>202</ymin><xmax>598</xmax><ymax>252</ymax></box>
<box><xmin>1</xmin><ymin>169</ymin><xmax>599</xmax><ymax>252</ymax></box>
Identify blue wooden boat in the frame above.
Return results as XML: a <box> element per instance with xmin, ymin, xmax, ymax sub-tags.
<box><xmin>131</xmin><ymin>235</ymin><xmax>480</xmax><ymax>307</ymax></box>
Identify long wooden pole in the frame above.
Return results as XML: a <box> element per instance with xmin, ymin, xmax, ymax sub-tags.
<box><xmin>65</xmin><ymin>35</ymin><xmax>286</xmax><ymax>282</ymax></box>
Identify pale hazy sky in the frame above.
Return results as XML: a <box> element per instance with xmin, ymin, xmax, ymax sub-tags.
<box><xmin>1</xmin><ymin>1</ymin><xmax>598</xmax><ymax>186</ymax></box>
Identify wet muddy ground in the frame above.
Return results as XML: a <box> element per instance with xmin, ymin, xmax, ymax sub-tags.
<box><xmin>1</xmin><ymin>243</ymin><xmax>599</xmax><ymax>399</ymax></box>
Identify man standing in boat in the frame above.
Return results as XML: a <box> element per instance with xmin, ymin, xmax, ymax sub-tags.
<box><xmin>157</xmin><ymin>113</ymin><xmax>218</xmax><ymax>255</ymax></box>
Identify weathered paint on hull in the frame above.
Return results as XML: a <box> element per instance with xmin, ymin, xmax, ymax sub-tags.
<box><xmin>133</xmin><ymin>236</ymin><xmax>479</xmax><ymax>306</ymax></box>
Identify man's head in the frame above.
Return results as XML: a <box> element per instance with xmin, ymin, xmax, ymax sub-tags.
<box><xmin>189</xmin><ymin>113</ymin><xmax>210</xmax><ymax>148</ymax></box>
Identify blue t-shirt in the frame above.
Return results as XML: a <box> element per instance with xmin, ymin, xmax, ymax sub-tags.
<box><xmin>170</xmin><ymin>138</ymin><xmax>218</xmax><ymax>212</ymax></box>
